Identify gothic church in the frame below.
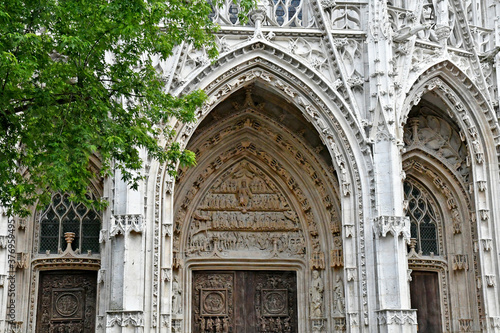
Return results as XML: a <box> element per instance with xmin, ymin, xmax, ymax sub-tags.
<box><xmin>2</xmin><ymin>0</ymin><xmax>500</xmax><ymax>332</ymax></box>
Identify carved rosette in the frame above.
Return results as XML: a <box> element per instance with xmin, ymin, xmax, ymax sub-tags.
<box><xmin>36</xmin><ymin>271</ymin><xmax>97</xmax><ymax>333</ymax></box>
<box><xmin>193</xmin><ymin>272</ymin><xmax>234</xmax><ymax>333</ymax></box>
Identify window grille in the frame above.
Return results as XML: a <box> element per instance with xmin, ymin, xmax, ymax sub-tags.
<box><xmin>39</xmin><ymin>193</ymin><xmax>101</xmax><ymax>254</ymax></box>
<box><xmin>404</xmin><ymin>181</ymin><xmax>439</xmax><ymax>255</ymax></box>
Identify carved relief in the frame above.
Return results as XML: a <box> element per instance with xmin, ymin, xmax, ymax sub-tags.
<box><xmin>373</xmin><ymin>216</ymin><xmax>411</xmax><ymax>242</ymax></box>
<box><xmin>404</xmin><ymin>113</ymin><xmax>469</xmax><ymax>183</ymax></box>
<box><xmin>333</xmin><ymin>276</ymin><xmax>345</xmax><ymax>316</ymax></box>
<box><xmin>183</xmin><ymin>160</ymin><xmax>307</xmax><ymax>258</ymax></box>
<box><xmin>193</xmin><ymin>272</ymin><xmax>234</xmax><ymax>333</ymax></box>
<box><xmin>36</xmin><ymin>271</ymin><xmax>97</xmax><ymax>333</ymax></box>
<box><xmin>310</xmin><ymin>270</ymin><xmax>324</xmax><ymax>318</ymax></box>
<box><xmin>255</xmin><ymin>271</ymin><xmax>297</xmax><ymax>333</ymax></box>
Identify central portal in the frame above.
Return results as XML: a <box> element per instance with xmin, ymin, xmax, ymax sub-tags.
<box><xmin>192</xmin><ymin>270</ymin><xmax>298</xmax><ymax>333</ymax></box>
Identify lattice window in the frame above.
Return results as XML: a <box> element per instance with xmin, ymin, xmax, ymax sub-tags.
<box><xmin>404</xmin><ymin>181</ymin><xmax>439</xmax><ymax>255</ymax></box>
<box><xmin>39</xmin><ymin>193</ymin><xmax>101</xmax><ymax>254</ymax></box>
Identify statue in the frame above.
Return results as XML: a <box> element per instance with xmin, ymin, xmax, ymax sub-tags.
<box><xmin>333</xmin><ymin>275</ymin><xmax>345</xmax><ymax>315</ymax></box>
<box><xmin>172</xmin><ymin>278</ymin><xmax>181</xmax><ymax>314</ymax></box>
<box><xmin>309</xmin><ymin>270</ymin><xmax>324</xmax><ymax>318</ymax></box>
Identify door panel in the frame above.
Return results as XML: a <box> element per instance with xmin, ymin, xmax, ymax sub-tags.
<box><xmin>193</xmin><ymin>271</ymin><xmax>297</xmax><ymax>333</ymax></box>
<box><xmin>410</xmin><ymin>271</ymin><xmax>442</xmax><ymax>332</ymax></box>
<box><xmin>36</xmin><ymin>270</ymin><xmax>97</xmax><ymax>333</ymax></box>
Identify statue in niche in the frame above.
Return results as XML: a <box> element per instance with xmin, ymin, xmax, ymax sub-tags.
<box><xmin>309</xmin><ymin>270</ymin><xmax>324</xmax><ymax>318</ymax></box>
<box><xmin>333</xmin><ymin>275</ymin><xmax>345</xmax><ymax>316</ymax></box>
<box><xmin>172</xmin><ymin>278</ymin><xmax>181</xmax><ymax>314</ymax></box>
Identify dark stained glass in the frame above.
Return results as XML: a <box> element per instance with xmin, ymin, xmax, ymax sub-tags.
<box><xmin>39</xmin><ymin>193</ymin><xmax>101</xmax><ymax>254</ymax></box>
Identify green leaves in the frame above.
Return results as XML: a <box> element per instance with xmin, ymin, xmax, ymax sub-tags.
<box><xmin>0</xmin><ymin>0</ymin><xmax>255</xmax><ymax>216</ymax></box>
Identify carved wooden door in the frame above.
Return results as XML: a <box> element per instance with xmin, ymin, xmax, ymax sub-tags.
<box><xmin>36</xmin><ymin>270</ymin><xmax>97</xmax><ymax>333</ymax></box>
<box><xmin>410</xmin><ymin>271</ymin><xmax>442</xmax><ymax>332</ymax></box>
<box><xmin>193</xmin><ymin>271</ymin><xmax>298</xmax><ymax>333</ymax></box>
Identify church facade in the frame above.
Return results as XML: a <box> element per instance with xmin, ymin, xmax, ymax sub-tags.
<box><xmin>2</xmin><ymin>0</ymin><xmax>500</xmax><ymax>332</ymax></box>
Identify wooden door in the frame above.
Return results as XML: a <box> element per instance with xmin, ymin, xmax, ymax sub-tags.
<box><xmin>192</xmin><ymin>270</ymin><xmax>298</xmax><ymax>333</ymax></box>
<box><xmin>410</xmin><ymin>271</ymin><xmax>442</xmax><ymax>332</ymax></box>
<box><xmin>36</xmin><ymin>270</ymin><xmax>97</xmax><ymax>333</ymax></box>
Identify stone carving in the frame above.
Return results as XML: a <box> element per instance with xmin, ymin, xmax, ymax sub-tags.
<box><xmin>172</xmin><ymin>278</ymin><xmax>182</xmax><ymax>314</ymax></box>
<box><xmin>37</xmin><ymin>271</ymin><xmax>97</xmax><ymax>332</ymax></box>
<box><xmin>16</xmin><ymin>252</ymin><xmax>29</xmax><ymax>269</ymax></box>
<box><xmin>309</xmin><ymin>270</ymin><xmax>324</xmax><ymax>318</ymax></box>
<box><xmin>161</xmin><ymin>267</ymin><xmax>172</xmax><ymax>282</ymax></box>
<box><xmin>373</xmin><ymin>216</ymin><xmax>410</xmax><ymax>242</ymax></box>
<box><xmin>255</xmin><ymin>271</ymin><xmax>297</xmax><ymax>333</ymax></box>
<box><xmin>325</xmin><ymin>3</ymin><xmax>362</xmax><ymax>30</ymax></box>
<box><xmin>479</xmin><ymin>209</ymin><xmax>489</xmax><ymax>221</ymax></box>
<box><xmin>97</xmin><ymin>269</ymin><xmax>105</xmax><ymax>284</ymax></box>
<box><xmin>208</xmin><ymin>0</ymin><xmax>315</xmax><ymax>28</ymax></box>
<box><xmin>184</xmin><ymin>160</ymin><xmax>306</xmax><ymax>258</ymax></box>
<box><xmin>272</xmin><ymin>38</ymin><xmax>330</xmax><ymax>76</ymax></box>
<box><xmin>485</xmin><ymin>275</ymin><xmax>496</xmax><ymax>287</ymax></box>
<box><xmin>109</xmin><ymin>214</ymin><xmax>144</xmax><ymax>237</ymax></box>
<box><xmin>452</xmin><ymin>254</ymin><xmax>468</xmax><ymax>271</ymax></box>
<box><xmin>333</xmin><ymin>276</ymin><xmax>345</xmax><ymax>316</ymax></box>
<box><xmin>480</xmin><ymin>239</ymin><xmax>493</xmax><ymax>252</ymax></box>
<box><xmin>376</xmin><ymin>309</ymin><xmax>417</xmax><ymax>326</ymax></box>
<box><xmin>458</xmin><ymin>318</ymin><xmax>473</xmax><ymax>332</ymax></box>
<box><xmin>171</xmin><ymin>58</ymin><xmax>367</xmax><ymax>323</ymax></box>
<box><xmin>404</xmin><ymin>113</ymin><xmax>469</xmax><ymax>182</ymax></box>
<box><xmin>193</xmin><ymin>272</ymin><xmax>234</xmax><ymax>333</ymax></box>
<box><xmin>490</xmin><ymin>317</ymin><xmax>500</xmax><ymax>328</ymax></box>
<box><xmin>331</xmin><ymin>249</ymin><xmax>343</xmax><ymax>267</ymax></box>
<box><xmin>346</xmin><ymin>268</ymin><xmax>356</xmax><ymax>282</ymax></box>
<box><xmin>106</xmin><ymin>311</ymin><xmax>144</xmax><ymax>327</ymax></box>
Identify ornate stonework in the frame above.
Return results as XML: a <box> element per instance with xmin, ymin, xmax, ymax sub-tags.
<box><xmin>6</xmin><ymin>1</ymin><xmax>500</xmax><ymax>333</ymax></box>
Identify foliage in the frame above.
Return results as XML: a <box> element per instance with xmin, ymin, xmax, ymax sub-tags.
<box><xmin>0</xmin><ymin>0</ymin><xmax>255</xmax><ymax>216</ymax></box>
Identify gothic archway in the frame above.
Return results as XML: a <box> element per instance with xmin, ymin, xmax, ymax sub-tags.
<box><xmin>403</xmin><ymin>95</ymin><xmax>481</xmax><ymax>332</ymax></box>
<box><xmin>172</xmin><ymin>85</ymin><xmax>346</xmax><ymax>332</ymax></box>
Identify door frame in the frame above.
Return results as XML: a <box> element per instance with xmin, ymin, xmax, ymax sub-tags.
<box><xmin>181</xmin><ymin>260</ymin><xmax>307</xmax><ymax>333</ymax></box>
<box><xmin>408</xmin><ymin>260</ymin><xmax>449</xmax><ymax>332</ymax></box>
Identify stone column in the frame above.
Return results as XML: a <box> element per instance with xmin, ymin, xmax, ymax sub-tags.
<box><xmin>372</xmin><ymin>139</ymin><xmax>416</xmax><ymax>333</ymax></box>
<box><xmin>104</xmin><ymin>168</ymin><xmax>147</xmax><ymax>333</ymax></box>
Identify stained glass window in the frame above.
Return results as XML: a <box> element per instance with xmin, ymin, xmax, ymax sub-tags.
<box><xmin>404</xmin><ymin>181</ymin><xmax>439</xmax><ymax>255</ymax></box>
<box><xmin>39</xmin><ymin>193</ymin><xmax>101</xmax><ymax>254</ymax></box>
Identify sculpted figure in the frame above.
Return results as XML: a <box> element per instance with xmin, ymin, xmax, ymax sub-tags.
<box><xmin>334</xmin><ymin>275</ymin><xmax>345</xmax><ymax>315</ymax></box>
<box><xmin>309</xmin><ymin>270</ymin><xmax>324</xmax><ymax>318</ymax></box>
<box><xmin>172</xmin><ymin>278</ymin><xmax>181</xmax><ymax>314</ymax></box>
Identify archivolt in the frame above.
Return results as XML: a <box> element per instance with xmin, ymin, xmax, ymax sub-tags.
<box><xmin>153</xmin><ymin>46</ymin><xmax>374</xmax><ymax>325</ymax></box>
<box><xmin>173</xmin><ymin>109</ymin><xmax>341</xmax><ymax>256</ymax></box>
<box><xmin>401</xmin><ymin>61</ymin><xmax>500</xmax><ymax>168</ymax></box>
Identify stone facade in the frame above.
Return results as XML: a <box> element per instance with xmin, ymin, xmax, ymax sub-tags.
<box><xmin>2</xmin><ymin>0</ymin><xmax>500</xmax><ymax>332</ymax></box>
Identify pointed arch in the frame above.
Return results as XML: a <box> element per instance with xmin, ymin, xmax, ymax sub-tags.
<box><xmin>400</xmin><ymin>61</ymin><xmax>500</xmax><ymax>168</ymax></box>
<box><xmin>148</xmin><ymin>44</ymin><xmax>377</xmax><ymax>329</ymax></box>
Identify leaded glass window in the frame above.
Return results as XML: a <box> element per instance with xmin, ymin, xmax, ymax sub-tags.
<box><xmin>404</xmin><ymin>181</ymin><xmax>439</xmax><ymax>255</ymax></box>
<box><xmin>39</xmin><ymin>193</ymin><xmax>101</xmax><ymax>254</ymax></box>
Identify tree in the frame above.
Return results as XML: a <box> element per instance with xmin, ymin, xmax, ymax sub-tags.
<box><xmin>0</xmin><ymin>0</ymin><xmax>255</xmax><ymax>216</ymax></box>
